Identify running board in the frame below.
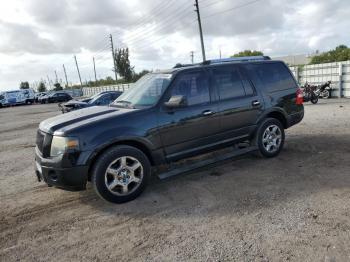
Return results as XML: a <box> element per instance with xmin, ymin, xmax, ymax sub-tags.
<box><xmin>158</xmin><ymin>145</ymin><xmax>257</xmax><ymax>180</ymax></box>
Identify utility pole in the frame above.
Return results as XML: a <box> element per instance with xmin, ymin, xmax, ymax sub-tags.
<box><xmin>190</xmin><ymin>51</ymin><xmax>194</xmax><ymax>64</ymax></box>
<box><xmin>194</xmin><ymin>0</ymin><xmax>206</xmax><ymax>62</ymax></box>
<box><xmin>74</xmin><ymin>55</ymin><xmax>83</xmax><ymax>87</ymax></box>
<box><xmin>220</xmin><ymin>49</ymin><xmax>222</xmax><ymax>59</ymax></box>
<box><xmin>54</xmin><ymin>70</ymin><xmax>58</xmax><ymax>83</ymax></box>
<box><xmin>46</xmin><ymin>75</ymin><xmax>52</xmax><ymax>89</ymax></box>
<box><xmin>63</xmin><ymin>64</ymin><xmax>69</xmax><ymax>88</ymax></box>
<box><xmin>93</xmin><ymin>57</ymin><xmax>97</xmax><ymax>82</ymax></box>
<box><xmin>109</xmin><ymin>34</ymin><xmax>118</xmax><ymax>81</ymax></box>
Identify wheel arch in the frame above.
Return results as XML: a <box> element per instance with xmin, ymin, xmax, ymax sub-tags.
<box><xmin>86</xmin><ymin>139</ymin><xmax>156</xmax><ymax>181</ymax></box>
<box><xmin>257</xmin><ymin>109</ymin><xmax>288</xmax><ymax>129</ymax></box>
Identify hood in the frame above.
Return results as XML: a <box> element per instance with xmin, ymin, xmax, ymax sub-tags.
<box><xmin>39</xmin><ymin>106</ymin><xmax>136</xmax><ymax>135</ymax></box>
<box><xmin>62</xmin><ymin>100</ymin><xmax>88</xmax><ymax>107</ymax></box>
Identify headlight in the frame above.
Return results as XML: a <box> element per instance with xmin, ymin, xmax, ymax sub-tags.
<box><xmin>50</xmin><ymin>136</ymin><xmax>79</xmax><ymax>157</ymax></box>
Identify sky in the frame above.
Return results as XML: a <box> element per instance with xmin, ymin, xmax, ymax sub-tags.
<box><xmin>0</xmin><ymin>0</ymin><xmax>349</xmax><ymax>91</ymax></box>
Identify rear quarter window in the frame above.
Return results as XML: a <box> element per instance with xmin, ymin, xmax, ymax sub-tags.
<box><xmin>244</xmin><ymin>62</ymin><xmax>297</xmax><ymax>93</ymax></box>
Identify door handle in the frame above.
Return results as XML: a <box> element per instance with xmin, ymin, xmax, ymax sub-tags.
<box><xmin>252</xmin><ymin>100</ymin><xmax>260</xmax><ymax>106</ymax></box>
<box><xmin>202</xmin><ymin>110</ymin><xmax>215</xmax><ymax>116</ymax></box>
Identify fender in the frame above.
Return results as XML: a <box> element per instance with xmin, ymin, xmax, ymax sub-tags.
<box><xmin>255</xmin><ymin>107</ymin><xmax>288</xmax><ymax>128</ymax></box>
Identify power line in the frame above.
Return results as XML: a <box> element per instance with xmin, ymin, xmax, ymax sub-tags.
<box><xmin>200</xmin><ymin>0</ymin><xmax>225</xmax><ymax>9</ymax></box>
<box><xmin>120</xmin><ymin>3</ymin><xmax>192</xmax><ymax>44</ymax></box>
<box><xmin>202</xmin><ymin>0</ymin><xmax>264</xmax><ymax>19</ymax></box>
<box><xmin>109</xmin><ymin>0</ymin><xmax>179</xmax><ymax>37</ymax></box>
<box><xmin>118</xmin><ymin>11</ymin><xmax>195</xmax><ymax>48</ymax></box>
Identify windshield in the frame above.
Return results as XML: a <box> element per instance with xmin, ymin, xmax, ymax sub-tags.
<box><xmin>88</xmin><ymin>94</ymin><xmax>103</xmax><ymax>104</ymax></box>
<box><xmin>112</xmin><ymin>73</ymin><xmax>172</xmax><ymax>108</ymax></box>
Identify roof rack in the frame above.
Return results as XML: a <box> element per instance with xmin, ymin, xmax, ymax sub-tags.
<box><xmin>173</xmin><ymin>56</ymin><xmax>271</xmax><ymax>69</ymax></box>
<box><xmin>205</xmin><ymin>56</ymin><xmax>271</xmax><ymax>65</ymax></box>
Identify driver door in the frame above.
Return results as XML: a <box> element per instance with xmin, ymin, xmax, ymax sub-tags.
<box><xmin>157</xmin><ymin>69</ymin><xmax>220</xmax><ymax>161</ymax></box>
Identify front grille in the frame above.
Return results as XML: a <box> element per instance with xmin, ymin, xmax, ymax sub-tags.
<box><xmin>36</xmin><ymin>130</ymin><xmax>45</xmax><ymax>153</ymax></box>
<box><xmin>36</xmin><ymin>130</ymin><xmax>52</xmax><ymax>157</ymax></box>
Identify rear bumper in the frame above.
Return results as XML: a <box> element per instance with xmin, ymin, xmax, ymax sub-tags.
<box><xmin>287</xmin><ymin>110</ymin><xmax>304</xmax><ymax>128</ymax></box>
<box><xmin>35</xmin><ymin>148</ymin><xmax>88</xmax><ymax>191</ymax></box>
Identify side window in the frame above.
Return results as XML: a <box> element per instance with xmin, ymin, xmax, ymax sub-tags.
<box><xmin>212</xmin><ymin>67</ymin><xmax>245</xmax><ymax>100</ymax></box>
<box><xmin>99</xmin><ymin>95</ymin><xmax>110</xmax><ymax>105</ymax></box>
<box><xmin>170</xmin><ymin>71</ymin><xmax>210</xmax><ymax>106</ymax></box>
<box><xmin>246</xmin><ymin>63</ymin><xmax>297</xmax><ymax>92</ymax></box>
<box><xmin>111</xmin><ymin>93</ymin><xmax>119</xmax><ymax>100</ymax></box>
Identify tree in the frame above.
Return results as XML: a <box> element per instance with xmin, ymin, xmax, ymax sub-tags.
<box><xmin>310</xmin><ymin>45</ymin><xmax>350</xmax><ymax>64</ymax></box>
<box><xmin>231</xmin><ymin>50</ymin><xmax>264</xmax><ymax>57</ymax></box>
<box><xmin>132</xmin><ymin>70</ymin><xmax>151</xmax><ymax>82</ymax></box>
<box><xmin>20</xmin><ymin>81</ymin><xmax>30</xmax><ymax>89</ymax></box>
<box><xmin>38</xmin><ymin>82</ymin><xmax>46</xmax><ymax>92</ymax></box>
<box><xmin>53</xmin><ymin>83</ymin><xmax>63</xmax><ymax>91</ymax></box>
<box><xmin>114</xmin><ymin>48</ymin><xmax>134</xmax><ymax>82</ymax></box>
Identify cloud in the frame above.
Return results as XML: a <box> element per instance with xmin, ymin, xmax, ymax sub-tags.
<box><xmin>0</xmin><ymin>0</ymin><xmax>350</xmax><ymax>90</ymax></box>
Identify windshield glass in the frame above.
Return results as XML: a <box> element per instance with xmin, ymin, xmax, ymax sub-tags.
<box><xmin>112</xmin><ymin>73</ymin><xmax>172</xmax><ymax>108</ymax></box>
<box><xmin>88</xmin><ymin>94</ymin><xmax>103</xmax><ymax>104</ymax></box>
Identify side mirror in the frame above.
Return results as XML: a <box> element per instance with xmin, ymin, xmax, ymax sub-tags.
<box><xmin>164</xmin><ymin>95</ymin><xmax>187</xmax><ymax>108</ymax></box>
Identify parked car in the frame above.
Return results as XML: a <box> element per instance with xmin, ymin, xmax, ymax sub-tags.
<box><xmin>34</xmin><ymin>92</ymin><xmax>48</xmax><ymax>103</ymax></box>
<box><xmin>40</xmin><ymin>92</ymin><xmax>72</xmax><ymax>104</ymax></box>
<box><xmin>0</xmin><ymin>89</ymin><xmax>35</xmax><ymax>107</ymax></box>
<box><xmin>35</xmin><ymin>56</ymin><xmax>304</xmax><ymax>204</ymax></box>
<box><xmin>59</xmin><ymin>91</ymin><xmax>122</xmax><ymax>113</ymax></box>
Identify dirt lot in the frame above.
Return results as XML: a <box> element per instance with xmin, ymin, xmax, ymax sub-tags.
<box><xmin>1</xmin><ymin>100</ymin><xmax>350</xmax><ymax>262</ymax></box>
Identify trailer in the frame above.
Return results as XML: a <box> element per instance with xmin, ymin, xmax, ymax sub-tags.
<box><xmin>0</xmin><ymin>89</ymin><xmax>35</xmax><ymax>107</ymax></box>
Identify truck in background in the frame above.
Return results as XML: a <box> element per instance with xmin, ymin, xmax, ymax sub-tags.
<box><xmin>0</xmin><ymin>89</ymin><xmax>35</xmax><ymax>107</ymax></box>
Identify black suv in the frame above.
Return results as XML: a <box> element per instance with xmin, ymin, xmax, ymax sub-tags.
<box><xmin>35</xmin><ymin>57</ymin><xmax>304</xmax><ymax>203</ymax></box>
<box><xmin>41</xmin><ymin>92</ymin><xmax>72</xmax><ymax>104</ymax></box>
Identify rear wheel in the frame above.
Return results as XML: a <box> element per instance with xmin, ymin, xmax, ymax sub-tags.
<box><xmin>91</xmin><ymin>145</ymin><xmax>151</xmax><ymax>203</ymax></box>
<box><xmin>253</xmin><ymin>118</ymin><xmax>285</xmax><ymax>158</ymax></box>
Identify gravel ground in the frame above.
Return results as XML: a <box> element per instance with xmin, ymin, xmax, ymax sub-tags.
<box><xmin>1</xmin><ymin>100</ymin><xmax>350</xmax><ymax>262</ymax></box>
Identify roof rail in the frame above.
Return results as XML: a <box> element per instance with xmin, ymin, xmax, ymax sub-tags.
<box><xmin>173</xmin><ymin>56</ymin><xmax>271</xmax><ymax>69</ymax></box>
<box><xmin>205</xmin><ymin>56</ymin><xmax>271</xmax><ymax>65</ymax></box>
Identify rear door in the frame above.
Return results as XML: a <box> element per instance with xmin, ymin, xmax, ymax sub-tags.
<box><xmin>157</xmin><ymin>69</ymin><xmax>221</xmax><ymax>161</ymax></box>
<box><xmin>211</xmin><ymin>64</ymin><xmax>264</xmax><ymax>140</ymax></box>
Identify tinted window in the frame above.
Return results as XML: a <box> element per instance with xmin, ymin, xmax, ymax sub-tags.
<box><xmin>110</xmin><ymin>93</ymin><xmax>120</xmax><ymax>100</ymax></box>
<box><xmin>170</xmin><ymin>71</ymin><xmax>210</xmax><ymax>106</ymax></box>
<box><xmin>245</xmin><ymin>62</ymin><xmax>296</xmax><ymax>92</ymax></box>
<box><xmin>212</xmin><ymin>67</ymin><xmax>245</xmax><ymax>100</ymax></box>
<box><xmin>97</xmin><ymin>94</ymin><xmax>111</xmax><ymax>105</ymax></box>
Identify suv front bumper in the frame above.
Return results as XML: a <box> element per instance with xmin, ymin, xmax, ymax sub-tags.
<box><xmin>35</xmin><ymin>147</ymin><xmax>88</xmax><ymax>191</ymax></box>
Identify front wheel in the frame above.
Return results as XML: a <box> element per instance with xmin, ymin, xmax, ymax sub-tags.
<box><xmin>311</xmin><ymin>95</ymin><xmax>318</xmax><ymax>104</ymax></box>
<box><xmin>91</xmin><ymin>145</ymin><xmax>151</xmax><ymax>203</ymax></box>
<box><xmin>322</xmin><ymin>90</ymin><xmax>330</xmax><ymax>99</ymax></box>
<box><xmin>253</xmin><ymin>118</ymin><xmax>285</xmax><ymax>158</ymax></box>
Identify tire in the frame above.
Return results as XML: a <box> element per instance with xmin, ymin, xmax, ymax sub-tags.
<box><xmin>323</xmin><ymin>90</ymin><xmax>330</xmax><ymax>99</ymax></box>
<box><xmin>311</xmin><ymin>96</ymin><xmax>318</xmax><ymax>104</ymax></box>
<box><xmin>91</xmin><ymin>145</ymin><xmax>151</xmax><ymax>204</ymax></box>
<box><xmin>253</xmin><ymin>118</ymin><xmax>285</xmax><ymax>158</ymax></box>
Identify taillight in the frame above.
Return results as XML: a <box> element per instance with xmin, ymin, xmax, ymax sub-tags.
<box><xmin>296</xmin><ymin>88</ymin><xmax>303</xmax><ymax>105</ymax></box>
